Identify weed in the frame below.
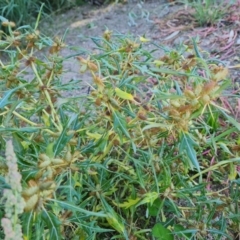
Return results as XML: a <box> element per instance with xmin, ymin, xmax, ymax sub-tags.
<box><xmin>190</xmin><ymin>0</ymin><xmax>230</xmax><ymax>26</ymax></box>
<box><xmin>0</xmin><ymin>16</ymin><xmax>240</xmax><ymax>240</ymax></box>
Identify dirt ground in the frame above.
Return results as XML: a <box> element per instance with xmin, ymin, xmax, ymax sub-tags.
<box><xmin>40</xmin><ymin>0</ymin><xmax>240</xmax><ymax>95</ymax></box>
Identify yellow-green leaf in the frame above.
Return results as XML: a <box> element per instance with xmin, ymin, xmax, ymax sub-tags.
<box><xmin>137</xmin><ymin>192</ymin><xmax>159</xmax><ymax>206</ymax></box>
<box><xmin>228</xmin><ymin>162</ymin><xmax>237</xmax><ymax>180</ymax></box>
<box><xmin>106</xmin><ymin>213</ymin><xmax>125</xmax><ymax>234</ymax></box>
<box><xmin>115</xmin><ymin>87</ymin><xmax>134</xmax><ymax>100</ymax></box>
<box><xmin>118</xmin><ymin>197</ymin><xmax>141</xmax><ymax>209</ymax></box>
<box><xmin>42</xmin><ymin>112</ymin><xmax>50</xmax><ymax>127</ymax></box>
<box><xmin>86</xmin><ymin>131</ymin><xmax>102</xmax><ymax>141</ymax></box>
<box><xmin>153</xmin><ymin>60</ymin><xmax>165</xmax><ymax>67</ymax></box>
<box><xmin>139</xmin><ymin>36</ymin><xmax>150</xmax><ymax>42</ymax></box>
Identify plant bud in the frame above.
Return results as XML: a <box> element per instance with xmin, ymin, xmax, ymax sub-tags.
<box><xmin>170</xmin><ymin>100</ymin><xmax>181</xmax><ymax>108</ymax></box>
<box><xmin>202</xmin><ymin>81</ymin><xmax>217</xmax><ymax>94</ymax></box>
<box><xmin>22</xmin><ymin>186</ymin><xmax>39</xmax><ymax>197</ymax></box>
<box><xmin>76</xmin><ymin>56</ymin><xmax>87</xmax><ymax>64</ymax></box>
<box><xmin>65</xmin><ymin>151</ymin><xmax>72</xmax><ymax>162</ymax></box>
<box><xmin>38</xmin><ymin>160</ymin><xmax>52</xmax><ymax>168</ymax></box>
<box><xmin>201</xmin><ymin>94</ymin><xmax>210</xmax><ymax>104</ymax></box>
<box><xmin>137</xmin><ymin>112</ymin><xmax>147</xmax><ymax>120</ymax></box>
<box><xmin>24</xmin><ymin>194</ymin><xmax>39</xmax><ymax>212</ymax></box>
<box><xmin>39</xmin><ymin>181</ymin><xmax>54</xmax><ymax>191</ymax></box>
<box><xmin>93</xmin><ymin>75</ymin><xmax>105</xmax><ymax>89</ymax></box>
<box><xmin>103</xmin><ymin>29</ymin><xmax>112</xmax><ymax>41</ymax></box>
<box><xmin>109</xmin><ymin>98</ymin><xmax>119</xmax><ymax>108</ymax></box>
<box><xmin>45</xmin><ymin>166</ymin><xmax>54</xmax><ymax>180</ymax></box>
<box><xmin>95</xmin><ymin>98</ymin><xmax>102</xmax><ymax>106</ymax></box>
<box><xmin>39</xmin><ymin>154</ymin><xmax>50</xmax><ymax>162</ymax></box>
<box><xmin>13</xmin><ymin>31</ymin><xmax>21</xmax><ymax>36</ymax></box>
<box><xmin>67</xmin><ymin>130</ymin><xmax>75</xmax><ymax>136</ymax></box>
<box><xmin>113</xmin><ymin>139</ymin><xmax>120</xmax><ymax>146</ymax></box>
<box><xmin>2</xmin><ymin>21</ymin><xmax>16</xmax><ymax>28</ymax></box>
<box><xmin>35</xmin><ymin>170</ymin><xmax>43</xmax><ymax>179</ymax></box>
<box><xmin>51</xmin><ymin>158</ymin><xmax>65</xmax><ymax>165</ymax></box>
<box><xmin>69</xmin><ymin>139</ymin><xmax>77</xmax><ymax>145</ymax></box>
<box><xmin>49</xmin><ymin>132</ymin><xmax>61</xmax><ymax>137</ymax></box>
<box><xmin>87</xmin><ymin>62</ymin><xmax>98</xmax><ymax>72</ymax></box>
<box><xmin>184</xmin><ymin>89</ymin><xmax>195</xmax><ymax>99</ymax></box>
<box><xmin>41</xmin><ymin>190</ymin><xmax>53</xmax><ymax>198</ymax></box>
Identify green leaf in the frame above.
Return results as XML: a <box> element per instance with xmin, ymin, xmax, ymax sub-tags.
<box><xmin>148</xmin><ymin>198</ymin><xmax>163</xmax><ymax>217</ymax></box>
<box><xmin>54</xmin><ymin>114</ymin><xmax>78</xmax><ymax>156</ymax></box>
<box><xmin>46</xmin><ymin>142</ymin><xmax>55</xmax><ymax>158</ymax></box>
<box><xmin>22</xmin><ymin>212</ymin><xmax>34</xmax><ymax>240</ymax></box>
<box><xmin>192</xmin><ymin>37</ymin><xmax>203</xmax><ymax>59</ymax></box>
<box><xmin>0</xmin><ymin>84</ymin><xmax>28</xmax><ymax>109</ymax></box>
<box><xmin>0</xmin><ymin>127</ymin><xmax>40</xmax><ymax>133</ymax></box>
<box><xmin>137</xmin><ymin>192</ymin><xmax>159</xmax><ymax>207</ymax></box>
<box><xmin>142</xmin><ymin>122</ymin><xmax>172</xmax><ymax>132</ymax></box>
<box><xmin>48</xmin><ymin>199</ymin><xmax>107</xmax><ymax>217</ymax></box>
<box><xmin>0</xmin><ymin>15</ymin><xmax>9</xmax><ymax>22</ymax></box>
<box><xmin>118</xmin><ymin>197</ymin><xmax>141</xmax><ymax>209</ymax></box>
<box><xmin>12</xmin><ymin>133</ymin><xmax>24</xmax><ymax>154</ymax></box>
<box><xmin>179</xmin><ymin>133</ymin><xmax>200</xmax><ymax>171</ymax></box>
<box><xmin>100</xmin><ymin>196</ymin><xmax>127</xmax><ymax>237</ymax></box>
<box><xmin>113</xmin><ymin>111</ymin><xmax>130</xmax><ymax>139</ymax></box>
<box><xmin>173</xmin><ymin>224</ymin><xmax>192</xmax><ymax>239</ymax></box>
<box><xmin>149</xmin><ymin>67</ymin><xmax>195</xmax><ymax>77</ymax></box>
<box><xmin>42</xmin><ymin>210</ymin><xmax>61</xmax><ymax>240</ymax></box>
<box><xmin>207</xmin><ymin>111</ymin><xmax>219</xmax><ymax>132</ymax></box>
<box><xmin>218</xmin><ymin>142</ymin><xmax>233</xmax><ymax>156</ymax></box>
<box><xmin>220</xmin><ymin>110</ymin><xmax>240</xmax><ymax>131</ymax></box>
<box><xmin>152</xmin><ymin>223</ymin><xmax>173</xmax><ymax>240</ymax></box>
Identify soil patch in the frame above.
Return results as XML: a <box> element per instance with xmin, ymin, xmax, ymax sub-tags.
<box><xmin>40</xmin><ymin>0</ymin><xmax>240</xmax><ymax>95</ymax></box>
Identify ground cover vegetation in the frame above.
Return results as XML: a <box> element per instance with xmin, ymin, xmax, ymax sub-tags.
<box><xmin>0</xmin><ymin>0</ymin><xmax>240</xmax><ymax>239</ymax></box>
<box><xmin>0</xmin><ymin>0</ymin><xmax>84</xmax><ymax>29</ymax></box>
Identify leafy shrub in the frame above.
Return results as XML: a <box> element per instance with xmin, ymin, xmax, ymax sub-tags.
<box><xmin>0</xmin><ymin>20</ymin><xmax>240</xmax><ymax>239</ymax></box>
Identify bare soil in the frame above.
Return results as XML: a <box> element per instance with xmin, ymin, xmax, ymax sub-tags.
<box><xmin>40</xmin><ymin>0</ymin><xmax>240</xmax><ymax>95</ymax></box>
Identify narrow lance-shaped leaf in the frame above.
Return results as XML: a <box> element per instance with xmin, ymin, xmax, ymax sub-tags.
<box><xmin>0</xmin><ymin>127</ymin><xmax>40</xmax><ymax>133</ymax></box>
<box><xmin>179</xmin><ymin>133</ymin><xmax>200</xmax><ymax>171</ymax></box>
<box><xmin>117</xmin><ymin>197</ymin><xmax>141</xmax><ymax>209</ymax></box>
<box><xmin>42</xmin><ymin>209</ymin><xmax>61</xmax><ymax>240</ymax></box>
<box><xmin>100</xmin><ymin>196</ymin><xmax>127</xmax><ymax>237</ymax></box>
<box><xmin>113</xmin><ymin>111</ymin><xmax>130</xmax><ymax>139</ymax></box>
<box><xmin>22</xmin><ymin>212</ymin><xmax>34</xmax><ymax>240</ymax></box>
<box><xmin>115</xmin><ymin>87</ymin><xmax>134</xmax><ymax>100</ymax></box>
<box><xmin>48</xmin><ymin>199</ymin><xmax>107</xmax><ymax>217</ymax></box>
<box><xmin>54</xmin><ymin>113</ymin><xmax>78</xmax><ymax>156</ymax></box>
<box><xmin>0</xmin><ymin>83</ymin><xmax>28</xmax><ymax>109</ymax></box>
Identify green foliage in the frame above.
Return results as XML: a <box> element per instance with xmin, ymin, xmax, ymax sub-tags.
<box><xmin>0</xmin><ymin>0</ymin><xmax>76</xmax><ymax>28</ymax></box>
<box><xmin>0</xmin><ymin>20</ymin><xmax>240</xmax><ymax>239</ymax></box>
<box><xmin>152</xmin><ymin>223</ymin><xmax>173</xmax><ymax>240</ymax></box>
<box><xmin>0</xmin><ymin>0</ymin><xmax>38</xmax><ymax>26</ymax></box>
<box><xmin>190</xmin><ymin>0</ymin><xmax>230</xmax><ymax>26</ymax></box>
